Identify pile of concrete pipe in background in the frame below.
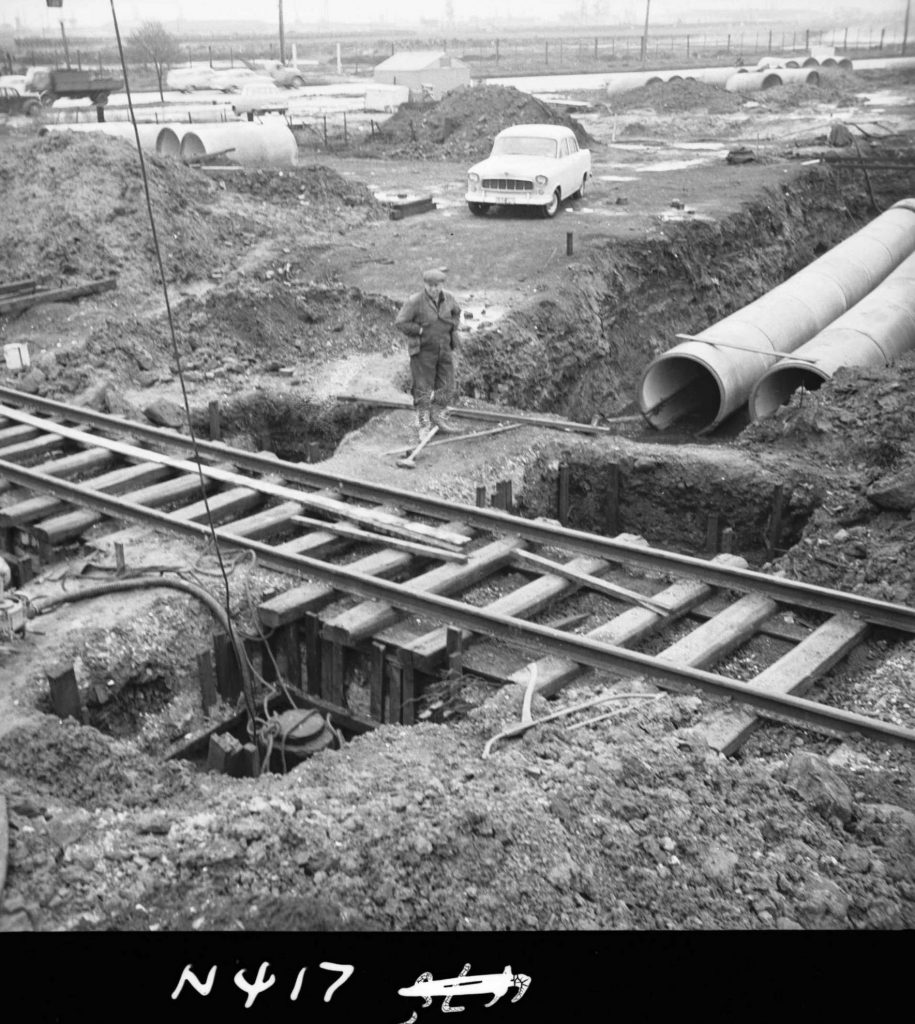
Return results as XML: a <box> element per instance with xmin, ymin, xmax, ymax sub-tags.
<box><xmin>606</xmin><ymin>54</ymin><xmax>850</xmax><ymax>98</ymax></box>
<box><xmin>39</xmin><ymin>120</ymin><xmax>298</xmax><ymax>168</ymax></box>
<box><xmin>638</xmin><ymin>199</ymin><xmax>915</xmax><ymax>430</ymax></box>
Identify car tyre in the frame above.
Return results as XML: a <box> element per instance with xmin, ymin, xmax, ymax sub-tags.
<box><xmin>573</xmin><ymin>174</ymin><xmax>588</xmax><ymax>199</ymax></box>
<box><xmin>467</xmin><ymin>202</ymin><xmax>490</xmax><ymax>216</ymax></box>
<box><xmin>291</xmin><ymin>76</ymin><xmax>304</xmax><ymax>88</ymax></box>
<box><xmin>39</xmin><ymin>90</ymin><xmax>55</xmax><ymax>106</ymax></box>
<box><xmin>24</xmin><ymin>101</ymin><xmax>41</xmax><ymax>118</ymax></box>
<box><xmin>541</xmin><ymin>189</ymin><xmax>560</xmax><ymax>218</ymax></box>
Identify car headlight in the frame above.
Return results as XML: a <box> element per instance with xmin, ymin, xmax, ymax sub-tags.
<box><xmin>535</xmin><ymin>174</ymin><xmax>548</xmax><ymax>185</ymax></box>
<box><xmin>468</xmin><ymin>172</ymin><xmax>480</xmax><ymax>185</ymax></box>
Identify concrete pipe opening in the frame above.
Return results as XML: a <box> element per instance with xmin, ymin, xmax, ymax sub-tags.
<box><xmin>750</xmin><ymin>364</ymin><xmax>830</xmax><ymax>420</ymax></box>
<box><xmin>786</xmin><ymin>59</ymin><xmax>801</xmax><ymax>68</ymax></box>
<box><xmin>178</xmin><ymin>123</ymin><xmax>297</xmax><ymax>168</ymax></box>
<box><xmin>639</xmin><ymin>353</ymin><xmax>724</xmax><ymax>431</ymax></box>
<box><xmin>156</xmin><ymin>127</ymin><xmax>183</xmax><ymax>157</ymax></box>
<box><xmin>821</xmin><ymin>58</ymin><xmax>837</xmax><ymax>67</ymax></box>
<box><xmin>646</xmin><ymin>77</ymin><xmax>664</xmax><ymax>86</ymax></box>
<box><xmin>839</xmin><ymin>58</ymin><xmax>854</xmax><ymax>70</ymax></box>
<box><xmin>668</xmin><ymin>75</ymin><xmax>683</xmax><ymax>82</ymax></box>
<box><xmin>802</xmin><ymin>57</ymin><xmax>820</xmax><ymax>67</ymax></box>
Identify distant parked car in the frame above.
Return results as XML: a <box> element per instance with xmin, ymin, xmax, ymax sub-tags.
<box><xmin>465</xmin><ymin>124</ymin><xmax>591</xmax><ymax>218</ymax></box>
<box><xmin>0</xmin><ymin>85</ymin><xmax>42</xmax><ymax>117</ymax></box>
<box><xmin>209</xmin><ymin>68</ymin><xmax>273</xmax><ymax>93</ymax></box>
<box><xmin>166</xmin><ymin>66</ymin><xmax>218</xmax><ymax>91</ymax></box>
<box><xmin>231</xmin><ymin>84</ymin><xmax>290</xmax><ymax>119</ymax></box>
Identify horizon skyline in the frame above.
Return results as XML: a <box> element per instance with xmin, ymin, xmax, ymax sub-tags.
<box><xmin>2</xmin><ymin>0</ymin><xmax>910</xmax><ymax>35</ymax></box>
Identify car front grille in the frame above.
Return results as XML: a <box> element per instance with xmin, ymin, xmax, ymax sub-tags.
<box><xmin>482</xmin><ymin>179</ymin><xmax>533</xmax><ymax>191</ymax></box>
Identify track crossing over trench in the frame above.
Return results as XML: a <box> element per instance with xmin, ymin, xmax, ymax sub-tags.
<box><xmin>1</xmin><ymin>386</ymin><xmax>915</xmax><ymax>755</ymax></box>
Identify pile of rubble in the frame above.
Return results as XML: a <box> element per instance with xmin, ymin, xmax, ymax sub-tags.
<box><xmin>366</xmin><ymin>84</ymin><xmax>595</xmax><ymax>160</ymax></box>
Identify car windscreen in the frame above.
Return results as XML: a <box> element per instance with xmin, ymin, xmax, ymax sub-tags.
<box><xmin>491</xmin><ymin>136</ymin><xmax>558</xmax><ymax>158</ymax></box>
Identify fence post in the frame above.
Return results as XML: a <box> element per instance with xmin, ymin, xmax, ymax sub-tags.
<box><xmin>594</xmin><ymin>36</ymin><xmax>598</xmax><ymax>59</ymax></box>
<box><xmin>323</xmin><ymin>114</ymin><xmax>327</xmax><ymax>147</ymax></box>
<box><xmin>843</xmin><ymin>27</ymin><xmax>848</xmax><ymax>50</ymax></box>
<box><xmin>686</xmin><ymin>34</ymin><xmax>690</xmax><ymax>59</ymax></box>
<box><xmin>805</xmin><ymin>28</ymin><xmax>810</xmax><ymax>50</ymax></box>
<box><xmin>208</xmin><ymin>45</ymin><xmax>213</xmax><ymax>68</ymax></box>
<box><xmin>879</xmin><ymin>28</ymin><xmax>885</xmax><ymax>51</ymax></box>
<box><xmin>343</xmin><ymin>111</ymin><xmax>347</xmax><ymax>144</ymax></box>
<box><xmin>495</xmin><ymin>38</ymin><xmax>500</xmax><ymax>61</ymax></box>
<box><xmin>545</xmin><ymin>40</ymin><xmax>549</xmax><ymax>64</ymax></box>
<box><xmin>727</xmin><ymin>33</ymin><xmax>731</xmax><ymax>53</ymax></box>
<box><xmin>768</xmin><ymin>30</ymin><xmax>772</xmax><ymax>52</ymax></box>
<box><xmin>76</xmin><ymin>49</ymin><xmax>81</xmax><ymax>70</ymax></box>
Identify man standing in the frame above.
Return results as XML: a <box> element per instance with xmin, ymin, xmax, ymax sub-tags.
<box><xmin>395</xmin><ymin>267</ymin><xmax>462</xmax><ymax>441</ymax></box>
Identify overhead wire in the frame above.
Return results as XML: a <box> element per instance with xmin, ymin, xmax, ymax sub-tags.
<box><xmin>108</xmin><ymin>0</ymin><xmax>260</xmax><ymax>767</ymax></box>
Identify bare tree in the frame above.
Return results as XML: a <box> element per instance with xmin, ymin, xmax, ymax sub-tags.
<box><xmin>129</xmin><ymin>21</ymin><xmax>180</xmax><ymax>102</ymax></box>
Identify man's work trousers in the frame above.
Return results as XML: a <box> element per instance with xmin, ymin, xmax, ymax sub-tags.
<box><xmin>411</xmin><ymin>337</ymin><xmax>454</xmax><ymax>411</ymax></box>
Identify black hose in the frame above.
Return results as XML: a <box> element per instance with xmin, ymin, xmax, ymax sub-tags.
<box><xmin>33</xmin><ymin>577</ymin><xmax>253</xmax><ymax>695</ymax></box>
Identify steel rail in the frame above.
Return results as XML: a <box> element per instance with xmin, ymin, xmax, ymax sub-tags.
<box><xmin>2</xmin><ymin>388</ymin><xmax>915</xmax><ymax>633</ymax></box>
<box><xmin>2</xmin><ymin>456</ymin><xmax>914</xmax><ymax>750</ymax></box>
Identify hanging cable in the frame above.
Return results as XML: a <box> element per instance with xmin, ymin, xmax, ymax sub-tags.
<box><xmin>108</xmin><ymin>1</ymin><xmax>259</xmax><ymax>769</ymax></box>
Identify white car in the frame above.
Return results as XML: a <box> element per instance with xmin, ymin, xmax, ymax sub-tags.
<box><xmin>465</xmin><ymin>123</ymin><xmax>591</xmax><ymax>218</ymax></box>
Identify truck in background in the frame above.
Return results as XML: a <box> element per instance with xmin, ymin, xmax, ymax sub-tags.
<box><xmin>24</xmin><ymin>67</ymin><xmax>124</xmax><ymax>107</ymax></box>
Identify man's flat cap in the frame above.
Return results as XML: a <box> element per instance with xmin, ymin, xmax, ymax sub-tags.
<box><xmin>422</xmin><ymin>268</ymin><xmax>447</xmax><ymax>283</ymax></box>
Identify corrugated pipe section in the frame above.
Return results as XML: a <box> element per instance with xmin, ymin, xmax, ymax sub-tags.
<box><xmin>638</xmin><ymin>198</ymin><xmax>915</xmax><ymax>430</ymax></box>
<box><xmin>749</xmin><ymin>250</ymin><xmax>915</xmax><ymax>420</ymax></box>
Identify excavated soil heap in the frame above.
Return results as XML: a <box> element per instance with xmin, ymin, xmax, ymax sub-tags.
<box><xmin>367</xmin><ymin>84</ymin><xmax>595</xmax><ymax>160</ymax></box>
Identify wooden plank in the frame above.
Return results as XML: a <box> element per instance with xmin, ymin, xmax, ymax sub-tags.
<box><xmin>403</xmin><ymin>554</ymin><xmax>608</xmax><ymax>672</ymax></box>
<box><xmin>0</xmin><ymin>404</ymin><xmax>471</xmax><ymax>550</ymax></box>
<box><xmin>272</xmin><ymin>530</ymin><xmax>348</xmax><ymax>558</ymax></box>
<box><xmin>0</xmin><ymin>276</ymin><xmax>116</xmax><ymax>315</ymax></box>
<box><xmin>654</xmin><ymin>592</ymin><xmax>779</xmax><ymax>687</ymax></box>
<box><xmin>370</xmin><ymin>641</ymin><xmax>386</xmax><ymax>722</ymax></box>
<box><xmin>48</xmin><ymin>662</ymin><xmax>82</xmax><ymax>720</ymax></box>
<box><xmin>213</xmin><ymin>633</ymin><xmax>243</xmax><ymax>702</ymax></box>
<box><xmin>605</xmin><ymin>463</ymin><xmax>620</xmax><ymax>535</ymax></box>
<box><xmin>0</xmin><ymin>424</ymin><xmax>41</xmax><ymax>447</ymax></box>
<box><xmin>399</xmin><ymin>652</ymin><xmax>416</xmax><ymax>725</ymax></box>
<box><xmin>446</xmin><ymin>627</ymin><xmax>463</xmax><ymax>675</ymax></box>
<box><xmin>701</xmin><ymin>613</ymin><xmax>870</xmax><ymax>756</ymax></box>
<box><xmin>270</xmin><ymin>623</ymin><xmax>302</xmax><ymax>689</ymax></box>
<box><xmin>388</xmin><ymin>661</ymin><xmax>403</xmax><ymax>724</ymax></box>
<box><xmin>513</xmin><ymin>549</ymin><xmax>667</xmax><ymax>614</ymax></box>
<box><xmin>304</xmin><ymin>613</ymin><xmax>322</xmax><ymax>695</ymax></box>
<box><xmin>1</xmin><ymin>461</ymin><xmax>169</xmax><ymax>527</ymax></box>
<box><xmin>259</xmin><ymin>521</ymin><xmax>475</xmax><ymax>629</ymax></box>
<box><xmin>321</xmin><ymin>536</ymin><xmax>527</xmax><ymax>647</ymax></box>
<box><xmin>509</xmin><ymin>552</ymin><xmax>749</xmax><ymax>698</ymax></box>
<box><xmin>197</xmin><ymin>650</ymin><xmax>218</xmax><ymax>713</ymax></box>
<box><xmin>290</xmin><ymin>514</ymin><xmax>467</xmax><ymax>562</ymax></box>
<box><xmin>0</xmin><ymin>446</ymin><xmax>114</xmax><ymax>497</ymax></box>
<box><xmin>329</xmin><ymin>641</ymin><xmax>345</xmax><ymax>707</ymax></box>
<box><xmin>0</xmin><ymin>278</ymin><xmax>37</xmax><ymax>297</ymax></box>
<box><xmin>0</xmin><ymin>794</ymin><xmax>7</xmax><ymax>909</ymax></box>
<box><xmin>217</xmin><ymin>500</ymin><xmax>304</xmax><ymax>541</ymax></box>
<box><xmin>172</xmin><ymin>485</ymin><xmax>262</xmax><ymax>523</ymax></box>
<box><xmin>31</xmin><ymin>470</ymin><xmax>211</xmax><ymax>547</ymax></box>
<box><xmin>260</xmin><ymin>548</ymin><xmax>412</xmax><ymax>628</ymax></box>
<box><xmin>558</xmin><ymin>464</ymin><xmax>570</xmax><ymax>525</ymax></box>
<box><xmin>0</xmin><ymin>433</ymin><xmax>68</xmax><ymax>464</ymax></box>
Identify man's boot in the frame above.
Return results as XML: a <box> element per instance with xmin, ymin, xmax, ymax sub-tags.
<box><xmin>430</xmin><ymin>406</ymin><xmax>459</xmax><ymax>434</ymax></box>
<box><xmin>413</xmin><ymin>409</ymin><xmax>431</xmax><ymax>445</ymax></box>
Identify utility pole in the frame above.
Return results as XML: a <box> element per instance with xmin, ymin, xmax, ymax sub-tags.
<box><xmin>640</xmin><ymin>0</ymin><xmax>651</xmax><ymax>65</ymax></box>
<box><xmin>278</xmin><ymin>0</ymin><xmax>285</xmax><ymax>64</ymax></box>
<box><xmin>904</xmin><ymin>0</ymin><xmax>911</xmax><ymax>56</ymax></box>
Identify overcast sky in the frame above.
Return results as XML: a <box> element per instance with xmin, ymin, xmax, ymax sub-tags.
<box><xmin>2</xmin><ymin>0</ymin><xmax>907</xmax><ymax>33</ymax></box>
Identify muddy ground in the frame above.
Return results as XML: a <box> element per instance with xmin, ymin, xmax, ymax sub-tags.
<box><xmin>0</xmin><ymin>67</ymin><xmax>914</xmax><ymax>984</ymax></box>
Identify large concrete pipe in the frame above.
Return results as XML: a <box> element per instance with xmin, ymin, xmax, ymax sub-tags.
<box><xmin>749</xmin><ymin>251</ymin><xmax>915</xmax><ymax>420</ymax></box>
<box><xmin>156</xmin><ymin>126</ymin><xmax>186</xmax><ymax>157</ymax></box>
<box><xmin>39</xmin><ymin>122</ymin><xmax>166</xmax><ymax>151</ymax></box>
<box><xmin>638</xmin><ymin>198</ymin><xmax>915</xmax><ymax>430</ymax></box>
<box><xmin>606</xmin><ymin>72</ymin><xmax>653</xmax><ymax>96</ymax></box>
<box><xmin>177</xmin><ymin>122</ymin><xmax>297</xmax><ymax>168</ymax></box>
<box><xmin>695</xmin><ymin>66</ymin><xmax>749</xmax><ymax>86</ymax></box>
<box><xmin>725</xmin><ymin>68</ymin><xmax>820</xmax><ymax>92</ymax></box>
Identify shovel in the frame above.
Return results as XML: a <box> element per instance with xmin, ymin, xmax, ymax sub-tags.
<box><xmin>396</xmin><ymin>425</ymin><xmax>439</xmax><ymax>469</ymax></box>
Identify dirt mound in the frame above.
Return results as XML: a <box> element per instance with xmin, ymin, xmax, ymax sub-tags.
<box><xmin>608</xmin><ymin>78</ymin><xmax>744</xmax><ymax>115</ymax></box>
<box><xmin>0</xmin><ymin>132</ymin><xmax>240</xmax><ymax>292</ymax></box>
<box><xmin>758</xmin><ymin>72</ymin><xmax>866</xmax><ymax>110</ymax></box>
<box><xmin>217</xmin><ymin>163</ymin><xmax>386</xmax><ymax>219</ymax></box>
<box><xmin>740</xmin><ymin>353</ymin><xmax>915</xmax><ymax>601</ymax></box>
<box><xmin>365</xmin><ymin>84</ymin><xmax>595</xmax><ymax>160</ymax></box>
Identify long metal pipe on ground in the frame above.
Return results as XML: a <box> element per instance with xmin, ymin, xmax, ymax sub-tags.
<box><xmin>749</xmin><ymin>250</ymin><xmax>915</xmax><ymax>420</ymax></box>
<box><xmin>639</xmin><ymin>198</ymin><xmax>915</xmax><ymax>430</ymax></box>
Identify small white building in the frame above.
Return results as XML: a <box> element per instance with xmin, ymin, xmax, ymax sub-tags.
<box><xmin>372</xmin><ymin>50</ymin><xmax>470</xmax><ymax>102</ymax></box>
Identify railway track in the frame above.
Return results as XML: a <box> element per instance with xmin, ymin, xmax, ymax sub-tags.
<box><xmin>1</xmin><ymin>385</ymin><xmax>914</xmax><ymax>755</ymax></box>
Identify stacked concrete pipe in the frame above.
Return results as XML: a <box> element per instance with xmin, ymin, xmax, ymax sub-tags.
<box><xmin>638</xmin><ymin>198</ymin><xmax>915</xmax><ymax>430</ymax></box>
<box><xmin>177</xmin><ymin>122</ymin><xmax>297</xmax><ymax>168</ymax></box>
<box><xmin>725</xmin><ymin>68</ymin><xmax>820</xmax><ymax>92</ymax></box>
<box><xmin>39</xmin><ymin>122</ymin><xmax>168</xmax><ymax>151</ymax></box>
<box><xmin>749</xmin><ymin>250</ymin><xmax>915</xmax><ymax>420</ymax></box>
